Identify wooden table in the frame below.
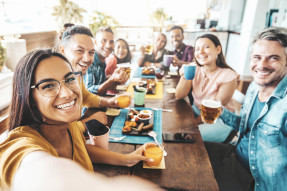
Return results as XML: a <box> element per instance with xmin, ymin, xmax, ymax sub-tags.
<box><xmin>90</xmin><ymin>77</ymin><xmax>219</xmax><ymax>191</ymax></box>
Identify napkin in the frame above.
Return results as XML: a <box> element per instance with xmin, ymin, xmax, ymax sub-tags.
<box><xmin>168</xmin><ymin>71</ymin><xmax>178</xmax><ymax>76</ymax></box>
<box><xmin>166</xmin><ymin>88</ymin><xmax>176</xmax><ymax>94</ymax></box>
<box><xmin>106</xmin><ymin>108</ymin><xmax>121</xmax><ymax>116</ymax></box>
<box><xmin>143</xmin><ymin>157</ymin><xmax>166</xmax><ymax>169</ymax></box>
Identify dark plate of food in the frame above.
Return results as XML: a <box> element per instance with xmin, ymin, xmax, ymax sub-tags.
<box><xmin>141</xmin><ymin>66</ymin><xmax>155</xmax><ymax>75</ymax></box>
<box><xmin>137</xmin><ymin>79</ymin><xmax>156</xmax><ymax>94</ymax></box>
<box><xmin>122</xmin><ymin>108</ymin><xmax>154</xmax><ymax>136</ymax></box>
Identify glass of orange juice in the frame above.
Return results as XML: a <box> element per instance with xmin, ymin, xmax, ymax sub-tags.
<box><xmin>116</xmin><ymin>96</ymin><xmax>130</xmax><ymax>108</ymax></box>
<box><xmin>143</xmin><ymin>142</ymin><xmax>164</xmax><ymax>167</ymax></box>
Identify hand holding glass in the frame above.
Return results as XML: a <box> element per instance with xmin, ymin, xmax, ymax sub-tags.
<box><xmin>143</xmin><ymin>142</ymin><xmax>164</xmax><ymax>167</ymax></box>
<box><xmin>201</xmin><ymin>99</ymin><xmax>221</xmax><ymax>124</ymax></box>
<box><xmin>145</xmin><ymin>44</ymin><xmax>153</xmax><ymax>54</ymax></box>
<box><xmin>183</xmin><ymin>65</ymin><xmax>196</xmax><ymax>80</ymax></box>
<box><xmin>163</xmin><ymin>55</ymin><xmax>173</xmax><ymax>67</ymax></box>
<box><xmin>116</xmin><ymin>96</ymin><xmax>130</xmax><ymax>108</ymax></box>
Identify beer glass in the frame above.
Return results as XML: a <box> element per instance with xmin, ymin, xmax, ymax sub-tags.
<box><xmin>201</xmin><ymin>99</ymin><xmax>221</xmax><ymax>124</ymax></box>
<box><xmin>145</xmin><ymin>44</ymin><xmax>153</xmax><ymax>54</ymax></box>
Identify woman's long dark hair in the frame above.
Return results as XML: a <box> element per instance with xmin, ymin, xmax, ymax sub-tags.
<box><xmin>194</xmin><ymin>34</ymin><xmax>233</xmax><ymax>70</ymax></box>
<box><xmin>8</xmin><ymin>49</ymin><xmax>71</xmax><ymax>131</ymax></box>
<box><xmin>115</xmin><ymin>38</ymin><xmax>132</xmax><ymax>63</ymax></box>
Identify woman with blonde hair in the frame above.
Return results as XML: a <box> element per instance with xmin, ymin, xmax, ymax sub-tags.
<box><xmin>138</xmin><ymin>33</ymin><xmax>168</xmax><ymax>68</ymax></box>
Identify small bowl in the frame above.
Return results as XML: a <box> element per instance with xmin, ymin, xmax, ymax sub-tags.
<box><xmin>137</xmin><ymin>81</ymin><xmax>147</xmax><ymax>87</ymax></box>
<box><xmin>140</xmin><ymin>110</ymin><xmax>152</xmax><ymax>116</ymax></box>
<box><xmin>137</xmin><ymin>113</ymin><xmax>151</xmax><ymax>125</ymax></box>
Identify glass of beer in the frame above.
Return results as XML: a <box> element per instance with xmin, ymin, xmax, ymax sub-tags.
<box><xmin>201</xmin><ymin>99</ymin><xmax>222</xmax><ymax>124</ymax></box>
<box><xmin>145</xmin><ymin>44</ymin><xmax>153</xmax><ymax>55</ymax></box>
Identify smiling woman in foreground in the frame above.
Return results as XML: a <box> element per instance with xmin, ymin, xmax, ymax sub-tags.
<box><xmin>0</xmin><ymin>49</ymin><xmax>162</xmax><ymax>191</ymax></box>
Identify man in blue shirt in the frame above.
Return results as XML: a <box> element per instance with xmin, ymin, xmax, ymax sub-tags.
<box><xmin>205</xmin><ymin>27</ymin><xmax>287</xmax><ymax>191</ymax></box>
<box><xmin>84</xmin><ymin>26</ymin><xmax>129</xmax><ymax>95</ymax></box>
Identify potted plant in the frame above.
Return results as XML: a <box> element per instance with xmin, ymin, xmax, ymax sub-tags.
<box><xmin>149</xmin><ymin>8</ymin><xmax>172</xmax><ymax>32</ymax></box>
<box><xmin>88</xmin><ymin>11</ymin><xmax>119</xmax><ymax>35</ymax></box>
<box><xmin>0</xmin><ymin>41</ymin><xmax>6</xmax><ymax>72</ymax></box>
<box><xmin>52</xmin><ymin>0</ymin><xmax>86</xmax><ymax>28</ymax></box>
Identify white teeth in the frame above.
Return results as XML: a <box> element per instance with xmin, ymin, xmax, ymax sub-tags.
<box><xmin>56</xmin><ymin>100</ymin><xmax>75</xmax><ymax>110</ymax></box>
<box><xmin>78</xmin><ymin>62</ymin><xmax>87</xmax><ymax>67</ymax></box>
<box><xmin>256</xmin><ymin>71</ymin><xmax>271</xmax><ymax>76</ymax></box>
<box><xmin>198</xmin><ymin>55</ymin><xmax>207</xmax><ymax>59</ymax></box>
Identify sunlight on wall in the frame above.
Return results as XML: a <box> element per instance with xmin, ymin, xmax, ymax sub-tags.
<box><xmin>0</xmin><ymin>0</ymin><xmax>208</xmax><ymax>35</ymax></box>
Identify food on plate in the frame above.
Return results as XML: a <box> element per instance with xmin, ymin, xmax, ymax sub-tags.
<box><xmin>137</xmin><ymin>113</ymin><xmax>151</xmax><ymax>125</ymax></box>
<box><xmin>146</xmin><ymin>79</ymin><xmax>156</xmax><ymax>94</ymax></box>
<box><xmin>138</xmin><ymin>114</ymin><xmax>150</xmax><ymax>119</ymax></box>
<box><xmin>140</xmin><ymin>110</ymin><xmax>152</xmax><ymax>115</ymax></box>
<box><xmin>138</xmin><ymin>81</ymin><xmax>147</xmax><ymax>87</ymax></box>
<box><xmin>131</xmin><ymin>108</ymin><xmax>139</xmax><ymax>115</ymax></box>
<box><xmin>137</xmin><ymin>123</ymin><xmax>145</xmax><ymax>132</ymax></box>
<box><xmin>122</xmin><ymin>125</ymin><xmax>131</xmax><ymax>133</ymax></box>
<box><xmin>142</xmin><ymin>66</ymin><xmax>155</xmax><ymax>75</ymax></box>
<box><xmin>130</xmin><ymin>121</ymin><xmax>137</xmax><ymax>127</ymax></box>
<box><xmin>138</xmin><ymin>123</ymin><xmax>153</xmax><ymax>132</ymax></box>
<box><xmin>122</xmin><ymin>109</ymin><xmax>153</xmax><ymax>134</ymax></box>
<box><xmin>143</xmin><ymin>124</ymin><xmax>153</xmax><ymax>130</ymax></box>
<box><xmin>128</xmin><ymin>108</ymin><xmax>140</xmax><ymax>120</ymax></box>
<box><xmin>120</xmin><ymin>67</ymin><xmax>131</xmax><ymax>76</ymax></box>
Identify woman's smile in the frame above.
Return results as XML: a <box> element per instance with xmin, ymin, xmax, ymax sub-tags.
<box><xmin>55</xmin><ymin>98</ymin><xmax>76</xmax><ymax>110</ymax></box>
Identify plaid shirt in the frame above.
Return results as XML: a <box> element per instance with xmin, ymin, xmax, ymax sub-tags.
<box><xmin>83</xmin><ymin>52</ymin><xmax>106</xmax><ymax>94</ymax></box>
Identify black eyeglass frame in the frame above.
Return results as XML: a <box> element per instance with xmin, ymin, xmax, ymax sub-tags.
<box><xmin>30</xmin><ymin>71</ymin><xmax>82</xmax><ymax>95</ymax></box>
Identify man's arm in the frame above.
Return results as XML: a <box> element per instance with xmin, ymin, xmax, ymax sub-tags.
<box><xmin>96</xmin><ymin>78</ymin><xmax>118</xmax><ymax>95</ymax></box>
<box><xmin>97</xmin><ymin>68</ymin><xmax>129</xmax><ymax>95</ymax></box>
<box><xmin>173</xmin><ymin>46</ymin><xmax>194</xmax><ymax>67</ymax></box>
<box><xmin>172</xmin><ymin>56</ymin><xmax>190</xmax><ymax>67</ymax></box>
<box><xmin>220</xmin><ymin>107</ymin><xmax>242</xmax><ymax>131</ymax></box>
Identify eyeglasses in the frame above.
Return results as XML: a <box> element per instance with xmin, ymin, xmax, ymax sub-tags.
<box><xmin>31</xmin><ymin>72</ymin><xmax>82</xmax><ymax>97</ymax></box>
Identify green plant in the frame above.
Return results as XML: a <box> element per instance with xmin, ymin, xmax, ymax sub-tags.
<box><xmin>0</xmin><ymin>41</ymin><xmax>6</xmax><ymax>72</ymax></box>
<box><xmin>89</xmin><ymin>11</ymin><xmax>119</xmax><ymax>35</ymax></box>
<box><xmin>149</xmin><ymin>8</ymin><xmax>172</xmax><ymax>30</ymax></box>
<box><xmin>52</xmin><ymin>0</ymin><xmax>86</xmax><ymax>28</ymax></box>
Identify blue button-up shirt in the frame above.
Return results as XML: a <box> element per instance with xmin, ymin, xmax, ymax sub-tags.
<box><xmin>83</xmin><ymin>52</ymin><xmax>106</xmax><ymax>94</ymax></box>
<box><xmin>220</xmin><ymin>74</ymin><xmax>287</xmax><ymax>191</ymax></box>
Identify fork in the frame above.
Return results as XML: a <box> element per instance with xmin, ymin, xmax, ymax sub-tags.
<box><xmin>148</xmin><ymin>131</ymin><xmax>167</xmax><ymax>156</ymax></box>
<box><xmin>109</xmin><ymin>136</ymin><xmax>126</xmax><ymax>141</ymax></box>
<box><xmin>151</xmin><ymin>108</ymin><xmax>173</xmax><ymax>112</ymax></box>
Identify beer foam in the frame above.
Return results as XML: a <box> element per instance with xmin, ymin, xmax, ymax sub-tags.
<box><xmin>202</xmin><ymin>100</ymin><xmax>221</xmax><ymax>108</ymax></box>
